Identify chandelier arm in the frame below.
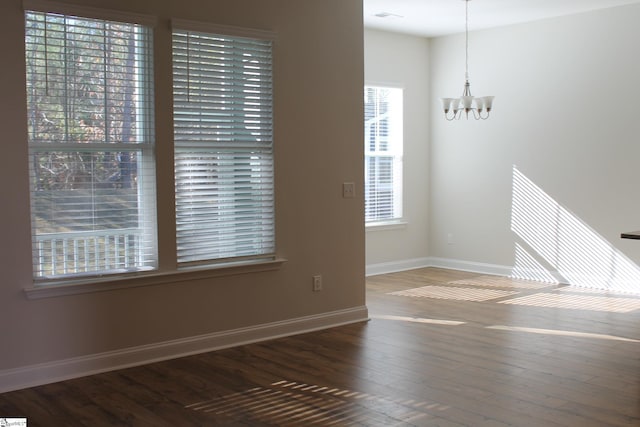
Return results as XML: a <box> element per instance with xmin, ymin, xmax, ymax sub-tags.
<box><xmin>444</xmin><ymin>110</ymin><xmax>458</xmax><ymax>121</ymax></box>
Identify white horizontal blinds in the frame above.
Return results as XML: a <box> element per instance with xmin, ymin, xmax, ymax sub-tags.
<box><xmin>364</xmin><ymin>86</ymin><xmax>403</xmax><ymax>223</ymax></box>
<box><xmin>172</xmin><ymin>28</ymin><xmax>275</xmax><ymax>264</ymax></box>
<box><xmin>25</xmin><ymin>10</ymin><xmax>157</xmax><ymax>279</ymax></box>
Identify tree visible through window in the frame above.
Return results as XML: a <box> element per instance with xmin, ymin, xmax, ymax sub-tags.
<box><xmin>25</xmin><ymin>10</ymin><xmax>157</xmax><ymax>279</ymax></box>
<box><xmin>364</xmin><ymin>86</ymin><xmax>403</xmax><ymax>224</ymax></box>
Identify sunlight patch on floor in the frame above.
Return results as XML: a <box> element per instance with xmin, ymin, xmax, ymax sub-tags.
<box><xmin>448</xmin><ymin>275</ymin><xmax>556</xmax><ymax>290</ymax></box>
<box><xmin>557</xmin><ymin>285</ymin><xmax>640</xmax><ymax>296</ymax></box>
<box><xmin>185</xmin><ymin>380</ymin><xmax>448</xmax><ymax>425</ymax></box>
<box><xmin>389</xmin><ymin>285</ymin><xmax>518</xmax><ymax>302</ymax></box>
<box><xmin>371</xmin><ymin>314</ymin><xmax>466</xmax><ymax>326</ymax></box>
<box><xmin>487</xmin><ymin>325</ymin><xmax>640</xmax><ymax>343</ymax></box>
<box><xmin>498</xmin><ymin>293</ymin><xmax>640</xmax><ymax>313</ymax></box>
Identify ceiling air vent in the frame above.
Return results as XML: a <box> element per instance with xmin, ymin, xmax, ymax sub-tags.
<box><xmin>373</xmin><ymin>12</ymin><xmax>404</xmax><ymax>19</ymax></box>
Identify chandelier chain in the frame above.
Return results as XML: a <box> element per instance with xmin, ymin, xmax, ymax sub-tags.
<box><xmin>465</xmin><ymin>0</ymin><xmax>469</xmax><ymax>81</ymax></box>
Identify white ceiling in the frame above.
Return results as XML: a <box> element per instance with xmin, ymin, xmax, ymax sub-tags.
<box><xmin>363</xmin><ymin>0</ymin><xmax>640</xmax><ymax>37</ymax></box>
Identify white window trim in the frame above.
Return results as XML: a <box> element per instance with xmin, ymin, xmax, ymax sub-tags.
<box><xmin>20</xmin><ymin>6</ymin><xmax>285</xmax><ymax>297</ymax></box>
<box><xmin>364</xmin><ymin>83</ymin><xmax>404</xmax><ymax>225</ymax></box>
<box><xmin>25</xmin><ymin>8</ymin><xmax>159</xmax><ymax>281</ymax></box>
<box><xmin>365</xmin><ymin>220</ymin><xmax>408</xmax><ymax>232</ymax></box>
<box><xmin>171</xmin><ymin>22</ymin><xmax>276</xmax><ymax>265</ymax></box>
<box><xmin>24</xmin><ymin>257</ymin><xmax>287</xmax><ymax>299</ymax></box>
<box><xmin>23</xmin><ymin>0</ymin><xmax>157</xmax><ymax>27</ymax></box>
<box><xmin>171</xmin><ymin>18</ymin><xmax>276</xmax><ymax>41</ymax></box>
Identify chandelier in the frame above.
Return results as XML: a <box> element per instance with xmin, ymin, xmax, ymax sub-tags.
<box><xmin>442</xmin><ymin>0</ymin><xmax>494</xmax><ymax>120</ymax></box>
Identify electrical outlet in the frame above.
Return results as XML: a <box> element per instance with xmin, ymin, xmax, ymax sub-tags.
<box><xmin>342</xmin><ymin>182</ymin><xmax>355</xmax><ymax>199</ymax></box>
<box><xmin>312</xmin><ymin>275</ymin><xmax>322</xmax><ymax>292</ymax></box>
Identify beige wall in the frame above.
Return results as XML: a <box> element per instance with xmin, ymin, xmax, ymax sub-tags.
<box><xmin>0</xmin><ymin>0</ymin><xmax>365</xmax><ymax>382</ymax></box>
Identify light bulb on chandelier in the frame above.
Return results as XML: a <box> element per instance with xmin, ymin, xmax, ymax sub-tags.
<box><xmin>442</xmin><ymin>0</ymin><xmax>494</xmax><ymax>121</ymax></box>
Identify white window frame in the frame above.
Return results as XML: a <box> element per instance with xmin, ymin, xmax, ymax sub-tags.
<box><xmin>171</xmin><ymin>20</ymin><xmax>276</xmax><ymax>268</ymax></box>
<box><xmin>364</xmin><ymin>85</ymin><xmax>404</xmax><ymax>227</ymax></box>
<box><xmin>24</xmin><ymin>1</ymin><xmax>158</xmax><ymax>283</ymax></box>
<box><xmin>21</xmin><ymin>3</ymin><xmax>284</xmax><ymax>299</ymax></box>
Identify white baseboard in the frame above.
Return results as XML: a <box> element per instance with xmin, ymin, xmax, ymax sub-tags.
<box><xmin>365</xmin><ymin>257</ymin><xmax>431</xmax><ymax>276</ymax></box>
<box><xmin>427</xmin><ymin>257</ymin><xmax>515</xmax><ymax>277</ymax></box>
<box><xmin>366</xmin><ymin>257</ymin><xmax>513</xmax><ymax>278</ymax></box>
<box><xmin>428</xmin><ymin>258</ymin><xmax>574</xmax><ymax>285</ymax></box>
<box><xmin>367</xmin><ymin>257</ymin><xmax>575</xmax><ymax>286</ymax></box>
<box><xmin>0</xmin><ymin>305</ymin><xmax>369</xmax><ymax>393</ymax></box>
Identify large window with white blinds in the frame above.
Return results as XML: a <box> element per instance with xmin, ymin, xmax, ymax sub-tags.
<box><xmin>364</xmin><ymin>86</ymin><xmax>403</xmax><ymax>224</ymax></box>
<box><xmin>25</xmin><ymin>8</ymin><xmax>157</xmax><ymax>280</ymax></box>
<box><xmin>172</xmin><ymin>25</ymin><xmax>275</xmax><ymax>265</ymax></box>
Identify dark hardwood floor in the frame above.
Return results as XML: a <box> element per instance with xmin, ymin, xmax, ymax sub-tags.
<box><xmin>1</xmin><ymin>267</ymin><xmax>639</xmax><ymax>426</ymax></box>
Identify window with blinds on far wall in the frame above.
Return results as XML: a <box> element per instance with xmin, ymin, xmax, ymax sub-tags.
<box><xmin>172</xmin><ymin>26</ymin><xmax>275</xmax><ymax>265</ymax></box>
<box><xmin>364</xmin><ymin>86</ymin><xmax>403</xmax><ymax>224</ymax></box>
